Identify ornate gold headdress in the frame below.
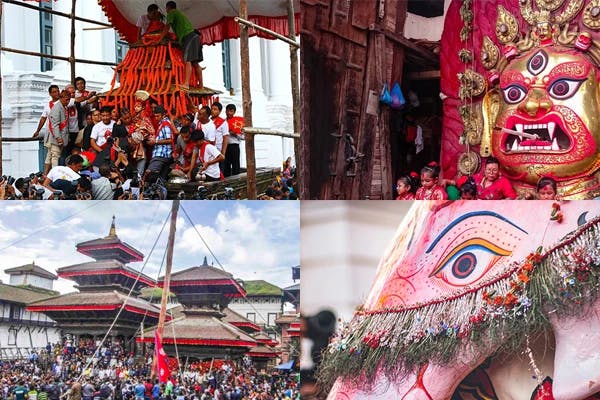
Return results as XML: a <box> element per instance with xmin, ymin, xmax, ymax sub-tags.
<box><xmin>480</xmin><ymin>0</ymin><xmax>600</xmax><ymax>75</ymax></box>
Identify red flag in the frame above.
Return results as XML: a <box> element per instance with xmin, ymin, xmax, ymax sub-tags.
<box><xmin>154</xmin><ymin>330</ymin><xmax>171</xmax><ymax>383</ymax></box>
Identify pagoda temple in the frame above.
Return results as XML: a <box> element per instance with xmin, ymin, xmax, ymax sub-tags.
<box><xmin>27</xmin><ymin>217</ymin><xmax>162</xmax><ymax>345</ymax></box>
<box><xmin>138</xmin><ymin>256</ymin><xmax>257</xmax><ymax>360</ymax></box>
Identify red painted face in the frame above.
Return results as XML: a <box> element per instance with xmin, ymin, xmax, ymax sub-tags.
<box><xmin>491</xmin><ymin>47</ymin><xmax>600</xmax><ymax>184</ymax></box>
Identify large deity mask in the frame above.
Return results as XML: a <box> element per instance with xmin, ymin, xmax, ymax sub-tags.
<box><xmin>489</xmin><ymin>46</ymin><xmax>600</xmax><ymax>187</ymax></box>
<box><xmin>442</xmin><ymin>0</ymin><xmax>600</xmax><ymax>198</ymax></box>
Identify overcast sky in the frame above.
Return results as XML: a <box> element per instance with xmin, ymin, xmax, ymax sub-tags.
<box><xmin>0</xmin><ymin>201</ymin><xmax>299</xmax><ymax>294</ymax></box>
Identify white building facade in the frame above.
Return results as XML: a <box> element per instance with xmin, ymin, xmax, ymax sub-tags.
<box><xmin>0</xmin><ymin>294</ymin><xmax>60</xmax><ymax>353</ymax></box>
<box><xmin>229</xmin><ymin>295</ymin><xmax>283</xmax><ymax>329</ymax></box>
<box><xmin>1</xmin><ymin>1</ymin><xmax>296</xmax><ymax>177</ymax></box>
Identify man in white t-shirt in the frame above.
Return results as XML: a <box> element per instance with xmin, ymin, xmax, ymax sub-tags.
<box><xmin>194</xmin><ymin>106</ymin><xmax>217</xmax><ymax>145</ymax></box>
<box><xmin>90</xmin><ymin>106</ymin><xmax>115</xmax><ymax>152</ymax></box>
<box><xmin>42</xmin><ymin>154</ymin><xmax>84</xmax><ymax>196</ymax></box>
<box><xmin>188</xmin><ymin>130</ymin><xmax>224</xmax><ymax>182</ymax></box>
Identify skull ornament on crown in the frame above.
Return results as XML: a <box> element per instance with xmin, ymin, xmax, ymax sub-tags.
<box><xmin>440</xmin><ymin>0</ymin><xmax>600</xmax><ymax>199</ymax></box>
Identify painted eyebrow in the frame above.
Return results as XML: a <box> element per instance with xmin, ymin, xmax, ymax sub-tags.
<box><xmin>426</xmin><ymin>211</ymin><xmax>527</xmax><ymax>253</ymax></box>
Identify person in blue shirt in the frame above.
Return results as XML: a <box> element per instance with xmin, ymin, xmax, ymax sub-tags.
<box><xmin>134</xmin><ymin>381</ymin><xmax>145</xmax><ymax>400</ymax></box>
<box><xmin>147</xmin><ymin>105</ymin><xmax>174</xmax><ymax>180</ymax></box>
<box><xmin>151</xmin><ymin>381</ymin><xmax>160</xmax><ymax>400</ymax></box>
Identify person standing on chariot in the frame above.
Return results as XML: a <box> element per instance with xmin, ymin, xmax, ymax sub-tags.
<box><xmin>158</xmin><ymin>1</ymin><xmax>203</xmax><ymax>89</ymax></box>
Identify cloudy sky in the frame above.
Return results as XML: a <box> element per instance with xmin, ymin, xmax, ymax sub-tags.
<box><xmin>0</xmin><ymin>201</ymin><xmax>299</xmax><ymax>294</ymax></box>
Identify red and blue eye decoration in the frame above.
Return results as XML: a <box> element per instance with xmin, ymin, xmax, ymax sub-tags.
<box><xmin>547</xmin><ymin>78</ymin><xmax>586</xmax><ymax>100</ymax></box>
<box><xmin>501</xmin><ymin>84</ymin><xmax>527</xmax><ymax>104</ymax></box>
<box><xmin>428</xmin><ymin>238</ymin><xmax>512</xmax><ymax>287</ymax></box>
<box><xmin>528</xmin><ymin>50</ymin><xmax>548</xmax><ymax>76</ymax></box>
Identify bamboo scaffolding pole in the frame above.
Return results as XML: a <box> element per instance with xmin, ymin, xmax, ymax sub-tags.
<box><xmin>1</xmin><ymin>0</ymin><xmax>3</xmax><ymax>176</ymax></box>
<box><xmin>0</xmin><ymin>0</ymin><xmax>115</xmax><ymax>176</ymax></box>
<box><xmin>2</xmin><ymin>137</ymin><xmax>43</xmax><ymax>142</ymax></box>
<box><xmin>233</xmin><ymin>17</ymin><xmax>299</xmax><ymax>48</ymax></box>
<box><xmin>3</xmin><ymin>0</ymin><xmax>112</xmax><ymax>28</ymax></box>
<box><xmin>0</xmin><ymin>46</ymin><xmax>117</xmax><ymax>66</ymax></box>
<box><xmin>70</xmin><ymin>0</ymin><xmax>77</xmax><ymax>84</ymax></box>
<box><xmin>152</xmin><ymin>200</ymin><xmax>179</xmax><ymax>379</ymax></box>
<box><xmin>240</xmin><ymin>0</ymin><xmax>256</xmax><ymax>199</ymax></box>
<box><xmin>242</xmin><ymin>127</ymin><xmax>299</xmax><ymax>139</ymax></box>
<box><xmin>287</xmin><ymin>0</ymin><xmax>300</xmax><ymax>197</ymax></box>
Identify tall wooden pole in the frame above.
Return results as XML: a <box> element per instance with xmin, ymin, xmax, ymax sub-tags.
<box><xmin>158</xmin><ymin>200</ymin><xmax>178</xmax><ymax>335</ymax></box>
<box><xmin>152</xmin><ymin>200</ymin><xmax>178</xmax><ymax>378</ymax></box>
<box><xmin>287</xmin><ymin>0</ymin><xmax>300</xmax><ymax>197</ymax></box>
<box><xmin>0</xmin><ymin>0</ymin><xmax>3</xmax><ymax>176</ymax></box>
<box><xmin>240</xmin><ymin>0</ymin><xmax>256</xmax><ymax>199</ymax></box>
<box><xmin>70</xmin><ymin>0</ymin><xmax>76</xmax><ymax>84</ymax></box>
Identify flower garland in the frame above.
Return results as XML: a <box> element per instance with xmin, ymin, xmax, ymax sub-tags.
<box><xmin>318</xmin><ymin>206</ymin><xmax>600</xmax><ymax>391</ymax></box>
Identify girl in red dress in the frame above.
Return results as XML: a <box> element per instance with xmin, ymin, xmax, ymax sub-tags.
<box><xmin>415</xmin><ymin>163</ymin><xmax>448</xmax><ymax>200</ymax></box>
<box><xmin>395</xmin><ymin>173</ymin><xmax>417</xmax><ymax>200</ymax></box>
<box><xmin>536</xmin><ymin>177</ymin><xmax>558</xmax><ymax>200</ymax></box>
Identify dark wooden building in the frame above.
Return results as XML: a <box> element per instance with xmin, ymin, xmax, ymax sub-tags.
<box><xmin>301</xmin><ymin>0</ymin><xmax>442</xmax><ymax>199</ymax></box>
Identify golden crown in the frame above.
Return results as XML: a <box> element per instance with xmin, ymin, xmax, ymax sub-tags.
<box><xmin>480</xmin><ymin>0</ymin><xmax>600</xmax><ymax>73</ymax></box>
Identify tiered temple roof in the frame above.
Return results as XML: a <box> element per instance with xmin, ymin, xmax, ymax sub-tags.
<box><xmin>27</xmin><ymin>217</ymin><xmax>161</xmax><ymax>337</ymax></box>
<box><xmin>140</xmin><ymin>257</ymin><xmax>256</xmax><ymax>360</ymax></box>
<box><xmin>157</xmin><ymin>256</ymin><xmax>245</xmax><ymax>308</ymax></box>
<box><xmin>75</xmin><ymin>217</ymin><xmax>144</xmax><ymax>263</ymax></box>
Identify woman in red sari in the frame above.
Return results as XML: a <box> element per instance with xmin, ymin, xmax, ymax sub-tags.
<box><xmin>474</xmin><ymin>157</ymin><xmax>517</xmax><ymax>200</ymax></box>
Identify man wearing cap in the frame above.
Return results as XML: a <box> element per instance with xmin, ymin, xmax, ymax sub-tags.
<box><xmin>147</xmin><ymin>105</ymin><xmax>174</xmax><ymax>178</ymax></box>
<box><xmin>159</xmin><ymin>1</ymin><xmax>203</xmax><ymax>89</ymax></box>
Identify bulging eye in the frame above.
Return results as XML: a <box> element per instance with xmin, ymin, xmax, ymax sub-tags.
<box><xmin>527</xmin><ymin>50</ymin><xmax>548</xmax><ymax>76</ymax></box>
<box><xmin>548</xmin><ymin>79</ymin><xmax>585</xmax><ymax>100</ymax></box>
<box><xmin>429</xmin><ymin>239</ymin><xmax>511</xmax><ymax>287</ymax></box>
<box><xmin>502</xmin><ymin>85</ymin><xmax>527</xmax><ymax>104</ymax></box>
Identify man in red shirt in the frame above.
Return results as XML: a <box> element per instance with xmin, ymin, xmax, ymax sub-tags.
<box><xmin>143</xmin><ymin>379</ymin><xmax>153</xmax><ymax>400</ymax></box>
<box><xmin>224</xmin><ymin>103</ymin><xmax>244</xmax><ymax>176</ymax></box>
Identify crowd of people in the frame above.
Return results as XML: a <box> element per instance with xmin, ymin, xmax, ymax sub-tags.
<box><xmin>394</xmin><ymin>156</ymin><xmax>560</xmax><ymax>200</ymax></box>
<box><xmin>0</xmin><ymin>340</ymin><xmax>298</xmax><ymax>400</ymax></box>
<box><xmin>0</xmin><ymin>75</ymin><xmax>297</xmax><ymax>200</ymax></box>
